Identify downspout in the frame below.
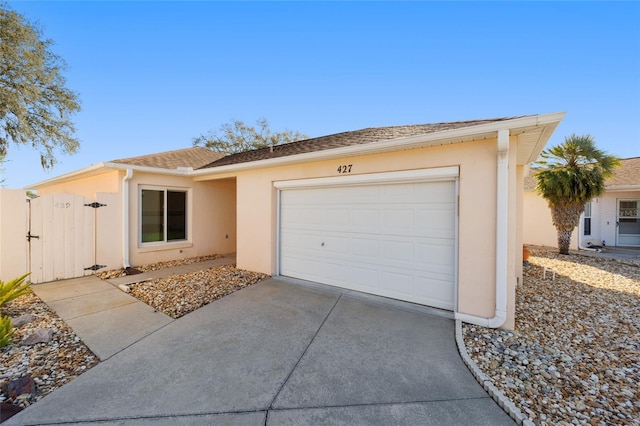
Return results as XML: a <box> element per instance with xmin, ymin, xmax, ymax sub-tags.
<box><xmin>456</xmin><ymin>129</ymin><xmax>509</xmax><ymax>328</ymax></box>
<box><xmin>122</xmin><ymin>169</ymin><xmax>133</xmax><ymax>268</ymax></box>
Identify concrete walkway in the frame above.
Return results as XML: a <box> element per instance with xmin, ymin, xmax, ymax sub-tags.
<box><xmin>30</xmin><ymin>255</ymin><xmax>236</xmax><ymax>361</ymax></box>
<box><xmin>9</xmin><ymin>277</ymin><xmax>515</xmax><ymax>425</ymax></box>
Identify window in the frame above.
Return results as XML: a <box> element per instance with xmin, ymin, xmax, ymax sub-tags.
<box><xmin>141</xmin><ymin>188</ymin><xmax>187</xmax><ymax>243</ymax></box>
<box><xmin>618</xmin><ymin>200</ymin><xmax>640</xmax><ymax>235</ymax></box>
<box><xmin>583</xmin><ymin>202</ymin><xmax>591</xmax><ymax>236</ymax></box>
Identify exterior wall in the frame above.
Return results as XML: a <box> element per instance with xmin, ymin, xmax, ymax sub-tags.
<box><xmin>0</xmin><ymin>189</ymin><xmax>29</xmax><ymax>282</ymax></box>
<box><xmin>127</xmin><ymin>172</ymin><xmax>236</xmax><ymax>266</ymax></box>
<box><xmin>36</xmin><ymin>170</ymin><xmax>121</xmax><ymax>198</ymax></box>
<box><xmin>215</xmin><ymin>138</ymin><xmax>517</xmax><ymax>326</ymax></box>
<box><xmin>592</xmin><ymin>191</ymin><xmax>640</xmax><ymax>247</ymax></box>
<box><xmin>524</xmin><ymin>189</ymin><xmax>640</xmax><ymax>250</ymax></box>
<box><xmin>523</xmin><ymin>191</ymin><xmax>579</xmax><ymax>250</ymax></box>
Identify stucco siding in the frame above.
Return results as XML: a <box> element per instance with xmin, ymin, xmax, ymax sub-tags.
<box><xmin>230</xmin><ymin>138</ymin><xmax>511</xmax><ymax>324</ymax></box>
<box><xmin>523</xmin><ymin>191</ymin><xmax>579</xmax><ymax>250</ymax></box>
<box><xmin>35</xmin><ymin>170</ymin><xmax>121</xmax><ymax>198</ymax></box>
<box><xmin>127</xmin><ymin>172</ymin><xmax>236</xmax><ymax>266</ymax></box>
<box><xmin>597</xmin><ymin>191</ymin><xmax>640</xmax><ymax>247</ymax></box>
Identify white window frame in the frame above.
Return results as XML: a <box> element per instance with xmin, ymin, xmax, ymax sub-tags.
<box><xmin>139</xmin><ymin>186</ymin><xmax>190</xmax><ymax>246</ymax></box>
<box><xmin>583</xmin><ymin>201</ymin><xmax>592</xmax><ymax>236</ymax></box>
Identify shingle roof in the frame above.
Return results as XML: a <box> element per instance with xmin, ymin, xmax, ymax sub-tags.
<box><xmin>199</xmin><ymin>117</ymin><xmax>524</xmax><ymax>169</ymax></box>
<box><xmin>605</xmin><ymin>157</ymin><xmax>640</xmax><ymax>187</ymax></box>
<box><xmin>524</xmin><ymin>157</ymin><xmax>640</xmax><ymax>191</ymax></box>
<box><xmin>112</xmin><ymin>147</ymin><xmax>224</xmax><ymax>170</ymax></box>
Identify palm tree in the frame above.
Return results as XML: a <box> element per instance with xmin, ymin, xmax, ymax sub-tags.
<box><xmin>534</xmin><ymin>134</ymin><xmax>620</xmax><ymax>254</ymax></box>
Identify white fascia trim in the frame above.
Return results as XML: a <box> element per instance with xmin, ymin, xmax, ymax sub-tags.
<box><xmin>606</xmin><ymin>185</ymin><xmax>640</xmax><ymax>191</ymax></box>
<box><xmin>26</xmin><ymin>162</ymin><xmax>194</xmax><ymax>189</ymax></box>
<box><xmin>274</xmin><ymin>166</ymin><xmax>459</xmax><ymax>189</ymax></box>
<box><xmin>25</xmin><ymin>162</ymin><xmax>109</xmax><ymax>189</ymax></box>
<box><xmin>193</xmin><ymin>113</ymin><xmax>566</xmax><ymax>179</ymax></box>
<box><xmin>122</xmin><ymin>169</ymin><xmax>134</xmax><ymax>268</ymax></box>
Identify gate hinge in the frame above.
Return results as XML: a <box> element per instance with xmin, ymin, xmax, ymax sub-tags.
<box><xmin>84</xmin><ymin>264</ymin><xmax>106</xmax><ymax>271</ymax></box>
<box><xmin>84</xmin><ymin>202</ymin><xmax>107</xmax><ymax>208</ymax></box>
<box><xmin>27</xmin><ymin>231</ymin><xmax>40</xmax><ymax>242</ymax></box>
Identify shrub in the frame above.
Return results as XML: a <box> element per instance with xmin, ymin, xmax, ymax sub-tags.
<box><xmin>0</xmin><ymin>273</ymin><xmax>31</xmax><ymax>348</ymax></box>
<box><xmin>0</xmin><ymin>315</ymin><xmax>13</xmax><ymax>347</ymax></box>
<box><xmin>0</xmin><ymin>273</ymin><xmax>31</xmax><ymax>307</ymax></box>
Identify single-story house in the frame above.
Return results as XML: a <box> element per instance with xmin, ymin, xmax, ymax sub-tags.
<box><xmin>25</xmin><ymin>113</ymin><xmax>566</xmax><ymax>330</ymax></box>
<box><xmin>523</xmin><ymin>157</ymin><xmax>640</xmax><ymax>250</ymax></box>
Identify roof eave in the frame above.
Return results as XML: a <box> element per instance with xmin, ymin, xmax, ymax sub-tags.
<box><xmin>605</xmin><ymin>185</ymin><xmax>640</xmax><ymax>191</ymax></box>
<box><xmin>192</xmin><ymin>112</ymin><xmax>566</xmax><ymax>179</ymax></box>
<box><xmin>26</xmin><ymin>162</ymin><xmax>195</xmax><ymax>189</ymax></box>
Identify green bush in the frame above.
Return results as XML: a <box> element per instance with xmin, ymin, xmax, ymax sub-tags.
<box><xmin>0</xmin><ymin>315</ymin><xmax>13</xmax><ymax>348</ymax></box>
<box><xmin>0</xmin><ymin>273</ymin><xmax>31</xmax><ymax>307</ymax></box>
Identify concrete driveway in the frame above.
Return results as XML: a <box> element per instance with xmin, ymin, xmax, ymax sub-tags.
<box><xmin>7</xmin><ymin>278</ymin><xmax>514</xmax><ymax>425</ymax></box>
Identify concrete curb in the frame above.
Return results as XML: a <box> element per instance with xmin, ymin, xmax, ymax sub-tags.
<box><xmin>455</xmin><ymin>320</ymin><xmax>535</xmax><ymax>426</ymax></box>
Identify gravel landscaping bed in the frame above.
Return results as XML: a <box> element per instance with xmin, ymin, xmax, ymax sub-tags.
<box><xmin>127</xmin><ymin>264</ymin><xmax>269</xmax><ymax>318</ymax></box>
<box><xmin>0</xmin><ymin>292</ymin><xmax>98</xmax><ymax>414</ymax></box>
<box><xmin>463</xmin><ymin>247</ymin><xmax>640</xmax><ymax>425</ymax></box>
<box><xmin>95</xmin><ymin>254</ymin><xmax>223</xmax><ymax>280</ymax></box>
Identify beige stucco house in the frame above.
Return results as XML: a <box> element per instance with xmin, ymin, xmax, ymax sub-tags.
<box><xmin>523</xmin><ymin>157</ymin><xmax>640</xmax><ymax>250</ymax></box>
<box><xmin>26</xmin><ymin>113</ymin><xmax>566</xmax><ymax>330</ymax></box>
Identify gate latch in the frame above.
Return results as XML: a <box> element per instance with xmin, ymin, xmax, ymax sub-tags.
<box><xmin>26</xmin><ymin>231</ymin><xmax>40</xmax><ymax>242</ymax></box>
<box><xmin>84</xmin><ymin>264</ymin><xmax>106</xmax><ymax>271</ymax></box>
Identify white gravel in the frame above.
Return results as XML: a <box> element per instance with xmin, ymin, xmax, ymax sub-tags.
<box><xmin>463</xmin><ymin>247</ymin><xmax>640</xmax><ymax>425</ymax></box>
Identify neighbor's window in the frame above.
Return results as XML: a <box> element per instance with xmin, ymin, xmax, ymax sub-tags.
<box><xmin>583</xmin><ymin>202</ymin><xmax>591</xmax><ymax>236</ymax></box>
<box><xmin>141</xmin><ymin>188</ymin><xmax>187</xmax><ymax>243</ymax></box>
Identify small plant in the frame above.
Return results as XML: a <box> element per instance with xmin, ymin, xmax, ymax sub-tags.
<box><xmin>0</xmin><ymin>315</ymin><xmax>13</xmax><ymax>347</ymax></box>
<box><xmin>0</xmin><ymin>273</ymin><xmax>31</xmax><ymax>348</ymax></box>
<box><xmin>0</xmin><ymin>273</ymin><xmax>31</xmax><ymax>307</ymax></box>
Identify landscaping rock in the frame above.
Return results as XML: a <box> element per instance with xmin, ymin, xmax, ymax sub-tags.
<box><xmin>21</xmin><ymin>328</ymin><xmax>53</xmax><ymax>345</ymax></box>
<box><xmin>2</xmin><ymin>377</ymin><xmax>36</xmax><ymax>401</ymax></box>
<box><xmin>11</xmin><ymin>314</ymin><xmax>35</xmax><ymax>328</ymax></box>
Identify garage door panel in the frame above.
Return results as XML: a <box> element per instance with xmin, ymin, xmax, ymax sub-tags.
<box><xmin>281</xmin><ymin>206</ymin><xmax>323</xmax><ymax>228</ymax></box>
<box><xmin>280</xmin><ymin>256</ymin><xmax>324</xmax><ymax>282</ymax></box>
<box><xmin>325</xmin><ymin>209</ymin><xmax>350</xmax><ymax>226</ymax></box>
<box><xmin>280</xmin><ymin>178</ymin><xmax>456</xmax><ymax>310</ymax></box>
<box><xmin>324</xmin><ymin>261</ymin><xmax>379</xmax><ymax>290</ymax></box>
<box><xmin>350</xmin><ymin>209</ymin><xmax>378</xmax><ymax>228</ymax></box>
<box><xmin>415</xmin><ymin>276</ymin><xmax>455</xmax><ymax>310</ymax></box>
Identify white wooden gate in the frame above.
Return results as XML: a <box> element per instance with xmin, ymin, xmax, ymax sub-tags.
<box><xmin>28</xmin><ymin>194</ymin><xmax>101</xmax><ymax>283</ymax></box>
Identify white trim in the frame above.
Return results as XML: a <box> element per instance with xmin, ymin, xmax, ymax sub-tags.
<box><xmin>138</xmin><ymin>185</ymin><xmax>190</xmax><ymax>247</ymax></box>
<box><xmin>275</xmin><ymin>189</ymin><xmax>282</xmax><ymax>277</ymax></box>
<box><xmin>122</xmin><ymin>169</ymin><xmax>133</xmax><ymax>268</ymax></box>
<box><xmin>27</xmin><ymin>161</ymin><xmax>195</xmax><ymax>189</ymax></box>
<box><xmin>274</xmin><ymin>166</ymin><xmax>459</xmax><ymax>190</ymax></box>
<box><xmin>606</xmin><ymin>185</ymin><xmax>640</xmax><ymax>191</ymax></box>
<box><xmin>453</xmin><ymin>176</ymin><xmax>460</xmax><ymax>312</ymax></box>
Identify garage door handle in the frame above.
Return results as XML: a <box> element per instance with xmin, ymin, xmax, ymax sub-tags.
<box><xmin>321</xmin><ymin>242</ymin><xmax>325</xmax><ymax>247</ymax></box>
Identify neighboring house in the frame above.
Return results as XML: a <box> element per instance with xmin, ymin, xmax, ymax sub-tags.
<box><xmin>25</xmin><ymin>113</ymin><xmax>566</xmax><ymax>330</ymax></box>
<box><xmin>523</xmin><ymin>157</ymin><xmax>640</xmax><ymax>250</ymax></box>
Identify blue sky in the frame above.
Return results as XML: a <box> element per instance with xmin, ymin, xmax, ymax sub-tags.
<box><xmin>2</xmin><ymin>1</ymin><xmax>639</xmax><ymax>189</ymax></box>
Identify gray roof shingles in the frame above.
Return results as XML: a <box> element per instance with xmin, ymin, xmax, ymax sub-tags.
<box><xmin>525</xmin><ymin>157</ymin><xmax>640</xmax><ymax>191</ymax></box>
<box><xmin>112</xmin><ymin>147</ymin><xmax>224</xmax><ymax>170</ymax></box>
<box><xmin>198</xmin><ymin>117</ymin><xmax>524</xmax><ymax>169</ymax></box>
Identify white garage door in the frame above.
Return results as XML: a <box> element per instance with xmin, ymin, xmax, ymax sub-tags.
<box><xmin>278</xmin><ymin>170</ymin><xmax>457</xmax><ymax>311</ymax></box>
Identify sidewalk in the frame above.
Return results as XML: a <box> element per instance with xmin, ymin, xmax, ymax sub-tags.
<box><xmin>30</xmin><ymin>254</ymin><xmax>236</xmax><ymax>361</ymax></box>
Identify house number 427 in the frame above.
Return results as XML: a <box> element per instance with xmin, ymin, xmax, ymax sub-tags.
<box><xmin>337</xmin><ymin>164</ymin><xmax>352</xmax><ymax>174</ymax></box>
